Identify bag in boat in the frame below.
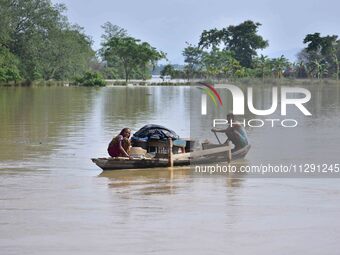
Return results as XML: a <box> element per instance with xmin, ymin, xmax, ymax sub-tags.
<box><xmin>131</xmin><ymin>124</ymin><xmax>179</xmax><ymax>142</ymax></box>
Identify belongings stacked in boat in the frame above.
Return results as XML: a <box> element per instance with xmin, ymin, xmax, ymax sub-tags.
<box><xmin>131</xmin><ymin>124</ymin><xmax>194</xmax><ymax>158</ymax></box>
<box><xmin>91</xmin><ymin>124</ymin><xmax>250</xmax><ymax>170</ymax></box>
<box><xmin>129</xmin><ymin>147</ymin><xmax>148</xmax><ymax>159</ymax></box>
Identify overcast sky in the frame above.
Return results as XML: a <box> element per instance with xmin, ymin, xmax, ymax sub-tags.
<box><xmin>53</xmin><ymin>0</ymin><xmax>340</xmax><ymax>63</ymax></box>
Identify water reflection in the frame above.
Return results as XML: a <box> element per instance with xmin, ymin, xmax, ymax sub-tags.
<box><xmin>98</xmin><ymin>166</ymin><xmax>246</xmax><ymax>198</ymax></box>
<box><xmin>0</xmin><ymin>87</ymin><xmax>97</xmax><ymax>162</ymax></box>
<box><xmin>98</xmin><ymin>168</ymin><xmax>191</xmax><ymax>197</ymax></box>
<box><xmin>102</xmin><ymin>86</ymin><xmax>190</xmax><ymax>137</ymax></box>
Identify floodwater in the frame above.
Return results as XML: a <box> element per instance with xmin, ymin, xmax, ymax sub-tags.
<box><xmin>1</xmin><ymin>85</ymin><xmax>340</xmax><ymax>255</ymax></box>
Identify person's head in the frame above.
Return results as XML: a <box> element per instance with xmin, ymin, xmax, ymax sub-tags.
<box><xmin>227</xmin><ymin>113</ymin><xmax>235</xmax><ymax>124</ymax></box>
<box><xmin>119</xmin><ymin>128</ymin><xmax>131</xmax><ymax>138</ymax></box>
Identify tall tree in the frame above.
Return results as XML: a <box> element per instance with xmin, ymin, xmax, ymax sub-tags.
<box><xmin>198</xmin><ymin>20</ymin><xmax>268</xmax><ymax>68</ymax></box>
<box><xmin>0</xmin><ymin>0</ymin><xmax>95</xmax><ymax>82</ymax></box>
<box><xmin>160</xmin><ymin>64</ymin><xmax>175</xmax><ymax>80</ymax></box>
<box><xmin>182</xmin><ymin>43</ymin><xmax>203</xmax><ymax>80</ymax></box>
<box><xmin>0</xmin><ymin>47</ymin><xmax>21</xmax><ymax>82</ymax></box>
<box><xmin>101</xmin><ymin>22</ymin><xmax>128</xmax><ymax>43</ymax></box>
<box><xmin>227</xmin><ymin>21</ymin><xmax>268</xmax><ymax>68</ymax></box>
<box><xmin>303</xmin><ymin>33</ymin><xmax>339</xmax><ymax>80</ymax></box>
<box><xmin>103</xmin><ymin>36</ymin><xmax>164</xmax><ymax>82</ymax></box>
<box><xmin>136</xmin><ymin>42</ymin><xmax>166</xmax><ymax>80</ymax></box>
<box><xmin>198</xmin><ymin>28</ymin><xmax>227</xmax><ymax>49</ymax></box>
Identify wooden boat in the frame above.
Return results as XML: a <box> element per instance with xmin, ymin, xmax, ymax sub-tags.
<box><xmin>201</xmin><ymin>143</ymin><xmax>251</xmax><ymax>161</ymax></box>
<box><xmin>91</xmin><ymin>144</ymin><xmax>251</xmax><ymax>171</ymax></box>
<box><xmin>92</xmin><ymin>157</ymin><xmax>169</xmax><ymax>170</ymax></box>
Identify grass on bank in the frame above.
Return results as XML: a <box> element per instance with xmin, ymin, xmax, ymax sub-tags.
<box><xmin>1</xmin><ymin>77</ymin><xmax>340</xmax><ymax>87</ymax></box>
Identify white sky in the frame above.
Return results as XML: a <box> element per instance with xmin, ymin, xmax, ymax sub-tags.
<box><xmin>53</xmin><ymin>0</ymin><xmax>340</xmax><ymax>63</ymax></box>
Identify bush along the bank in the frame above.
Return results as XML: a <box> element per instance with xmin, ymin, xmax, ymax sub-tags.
<box><xmin>74</xmin><ymin>72</ymin><xmax>106</xmax><ymax>86</ymax></box>
<box><xmin>0</xmin><ymin>67</ymin><xmax>21</xmax><ymax>84</ymax></box>
<box><xmin>0</xmin><ymin>48</ymin><xmax>21</xmax><ymax>84</ymax></box>
<box><xmin>0</xmin><ymin>0</ymin><xmax>95</xmax><ymax>83</ymax></box>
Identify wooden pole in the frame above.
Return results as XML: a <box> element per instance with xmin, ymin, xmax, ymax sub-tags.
<box><xmin>226</xmin><ymin>141</ymin><xmax>232</xmax><ymax>163</ymax></box>
<box><xmin>168</xmin><ymin>138</ymin><xmax>173</xmax><ymax>167</ymax></box>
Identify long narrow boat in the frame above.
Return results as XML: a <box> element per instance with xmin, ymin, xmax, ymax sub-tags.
<box><xmin>91</xmin><ymin>144</ymin><xmax>251</xmax><ymax>171</ymax></box>
<box><xmin>201</xmin><ymin>143</ymin><xmax>251</xmax><ymax>161</ymax></box>
<box><xmin>91</xmin><ymin>157</ymin><xmax>169</xmax><ymax>170</ymax></box>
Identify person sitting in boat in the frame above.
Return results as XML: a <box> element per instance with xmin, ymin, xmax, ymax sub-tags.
<box><xmin>211</xmin><ymin>113</ymin><xmax>248</xmax><ymax>151</ymax></box>
<box><xmin>108</xmin><ymin>128</ymin><xmax>132</xmax><ymax>158</ymax></box>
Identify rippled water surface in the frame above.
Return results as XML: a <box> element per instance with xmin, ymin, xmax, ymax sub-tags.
<box><xmin>1</xmin><ymin>85</ymin><xmax>340</xmax><ymax>255</ymax></box>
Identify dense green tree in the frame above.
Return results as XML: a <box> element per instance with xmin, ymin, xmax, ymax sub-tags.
<box><xmin>198</xmin><ymin>28</ymin><xmax>227</xmax><ymax>49</ymax></box>
<box><xmin>99</xmin><ymin>22</ymin><xmax>127</xmax><ymax>78</ymax></box>
<box><xmin>37</xmin><ymin>26</ymin><xmax>94</xmax><ymax>80</ymax></box>
<box><xmin>0</xmin><ymin>47</ymin><xmax>21</xmax><ymax>83</ymax></box>
<box><xmin>136</xmin><ymin>42</ymin><xmax>166</xmax><ymax>80</ymax></box>
<box><xmin>303</xmin><ymin>33</ymin><xmax>339</xmax><ymax>80</ymax></box>
<box><xmin>201</xmin><ymin>47</ymin><xmax>242</xmax><ymax>79</ymax></box>
<box><xmin>0</xmin><ymin>0</ymin><xmax>94</xmax><ymax>82</ymax></box>
<box><xmin>198</xmin><ymin>20</ymin><xmax>268</xmax><ymax>68</ymax></box>
<box><xmin>182</xmin><ymin>43</ymin><xmax>204</xmax><ymax>80</ymax></box>
<box><xmin>160</xmin><ymin>64</ymin><xmax>175</xmax><ymax>80</ymax></box>
<box><xmin>227</xmin><ymin>21</ymin><xmax>268</xmax><ymax>68</ymax></box>
<box><xmin>102</xmin><ymin>36</ymin><xmax>164</xmax><ymax>82</ymax></box>
<box><xmin>74</xmin><ymin>71</ymin><xmax>106</xmax><ymax>86</ymax></box>
<box><xmin>103</xmin><ymin>37</ymin><xmax>137</xmax><ymax>82</ymax></box>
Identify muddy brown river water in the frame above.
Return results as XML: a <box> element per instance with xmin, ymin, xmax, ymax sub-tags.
<box><xmin>1</xmin><ymin>85</ymin><xmax>340</xmax><ymax>254</ymax></box>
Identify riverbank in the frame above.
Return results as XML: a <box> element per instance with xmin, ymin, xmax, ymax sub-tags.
<box><xmin>1</xmin><ymin>78</ymin><xmax>339</xmax><ymax>87</ymax></box>
<box><xmin>231</xmin><ymin>77</ymin><xmax>340</xmax><ymax>86</ymax></box>
<box><xmin>0</xmin><ymin>80</ymin><xmax>66</xmax><ymax>87</ymax></box>
<box><xmin>0</xmin><ymin>79</ymin><xmax>191</xmax><ymax>87</ymax></box>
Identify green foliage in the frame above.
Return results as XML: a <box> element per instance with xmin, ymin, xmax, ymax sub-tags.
<box><xmin>202</xmin><ymin>47</ymin><xmax>242</xmax><ymax>79</ymax></box>
<box><xmin>102</xmin><ymin>32</ymin><xmax>165</xmax><ymax>82</ymax></box>
<box><xmin>198</xmin><ymin>28</ymin><xmax>226</xmax><ymax>49</ymax></box>
<box><xmin>101</xmin><ymin>67</ymin><xmax>119</xmax><ymax>79</ymax></box>
<box><xmin>160</xmin><ymin>64</ymin><xmax>175</xmax><ymax>79</ymax></box>
<box><xmin>170</xmin><ymin>68</ymin><xmax>187</xmax><ymax>79</ymax></box>
<box><xmin>301</xmin><ymin>33</ymin><xmax>339</xmax><ymax>80</ymax></box>
<box><xmin>182</xmin><ymin>43</ymin><xmax>204</xmax><ymax>79</ymax></box>
<box><xmin>182</xmin><ymin>44</ymin><xmax>245</xmax><ymax>80</ymax></box>
<box><xmin>227</xmin><ymin>21</ymin><xmax>268</xmax><ymax>68</ymax></box>
<box><xmin>0</xmin><ymin>47</ymin><xmax>21</xmax><ymax>83</ymax></box>
<box><xmin>99</xmin><ymin>22</ymin><xmax>127</xmax><ymax>60</ymax></box>
<box><xmin>0</xmin><ymin>0</ymin><xmax>95</xmax><ymax>82</ymax></box>
<box><xmin>186</xmin><ymin>21</ymin><xmax>340</xmax><ymax>81</ymax></box>
<box><xmin>182</xmin><ymin>20</ymin><xmax>270</xmax><ymax>80</ymax></box>
<box><xmin>271</xmin><ymin>55</ymin><xmax>290</xmax><ymax>78</ymax></box>
<box><xmin>101</xmin><ymin>22</ymin><xmax>128</xmax><ymax>43</ymax></box>
<box><xmin>304</xmin><ymin>33</ymin><xmax>337</xmax><ymax>56</ymax></box>
<box><xmin>198</xmin><ymin>20</ymin><xmax>268</xmax><ymax>68</ymax></box>
<box><xmin>0</xmin><ymin>67</ymin><xmax>21</xmax><ymax>83</ymax></box>
<box><xmin>74</xmin><ymin>72</ymin><xmax>106</xmax><ymax>86</ymax></box>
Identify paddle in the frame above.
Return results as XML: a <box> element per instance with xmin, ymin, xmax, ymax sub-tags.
<box><xmin>212</xmin><ymin>130</ymin><xmax>222</xmax><ymax>145</ymax></box>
